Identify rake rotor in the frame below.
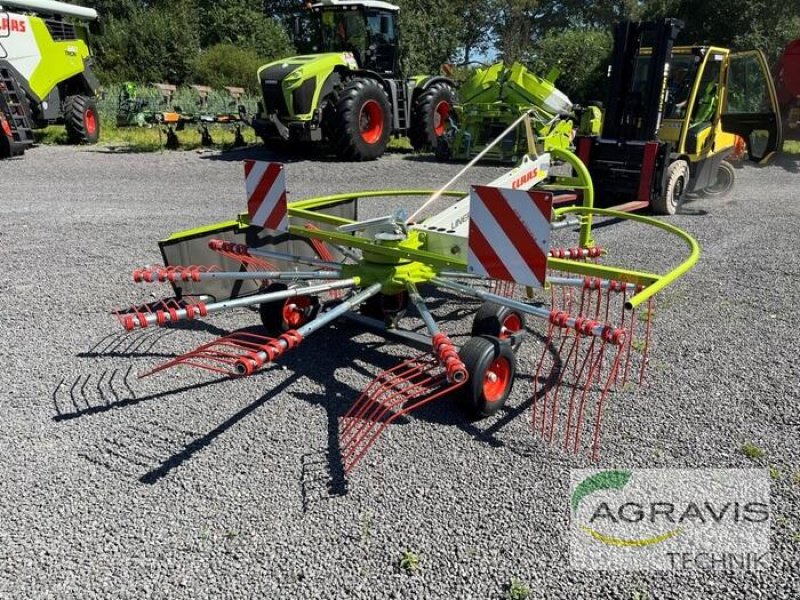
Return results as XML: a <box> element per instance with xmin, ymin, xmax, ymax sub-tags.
<box><xmin>109</xmin><ymin>148</ymin><xmax>699</xmax><ymax>480</ymax></box>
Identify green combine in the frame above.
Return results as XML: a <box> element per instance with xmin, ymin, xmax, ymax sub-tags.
<box><xmin>436</xmin><ymin>62</ymin><xmax>600</xmax><ymax>163</ymax></box>
<box><xmin>252</xmin><ymin>0</ymin><xmax>455</xmax><ymax>161</ymax></box>
<box><xmin>0</xmin><ymin>0</ymin><xmax>102</xmax><ymax>159</ymax></box>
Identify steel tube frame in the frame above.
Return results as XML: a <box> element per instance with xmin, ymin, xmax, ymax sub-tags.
<box><xmin>129</xmin><ymin>278</ymin><xmax>359</xmax><ymax>329</ymax></box>
<box><xmin>234</xmin><ymin>283</ymin><xmax>383</xmax><ymax>375</ymax></box>
<box><xmin>432</xmin><ymin>277</ymin><xmax>610</xmax><ymax>339</ymax></box>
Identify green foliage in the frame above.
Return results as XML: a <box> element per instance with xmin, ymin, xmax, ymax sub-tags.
<box><xmin>527</xmin><ymin>28</ymin><xmax>612</xmax><ymax>104</ymax></box>
<box><xmin>398</xmin><ymin>549</ymin><xmax>420</xmax><ymax>574</ymax></box>
<box><xmin>394</xmin><ymin>0</ymin><xmax>461</xmax><ymax>74</ymax></box>
<box><xmin>196</xmin><ymin>0</ymin><xmax>294</xmax><ymax>59</ymax></box>
<box><xmin>740</xmin><ymin>441</ymin><xmax>766</xmax><ymax>460</ymax></box>
<box><xmin>94</xmin><ymin>1</ymin><xmax>200</xmax><ymax>84</ymax></box>
<box><xmin>192</xmin><ymin>45</ymin><xmax>268</xmax><ymax>94</ymax></box>
<box><xmin>643</xmin><ymin>0</ymin><xmax>800</xmax><ymax>64</ymax></box>
<box><xmin>505</xmin><ymin>578</ymin><xmax>531</xmax><ymax>600</ymax></box>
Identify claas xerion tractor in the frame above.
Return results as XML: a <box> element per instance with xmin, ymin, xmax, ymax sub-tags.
<box><xmin>252</xmin><ymin>0</ymin><xmax>455</xmax><ymax>160</ymax></box>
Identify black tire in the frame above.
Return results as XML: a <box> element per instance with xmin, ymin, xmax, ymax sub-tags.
<box><xmin>702</xmin><ymin>160</ymin><xmax>736</xmax><ymax>197</ymax></box>
<box><xmin>457</xmin><ymin>335</ymin><xmax>517</xmax><ymax>417</ymax></box>
<box><xmin>408</xmin><ymin>82</ymin><xmax>456</xmax><ymax>151</ymax></box>
<box><xmin>654</xmin><ymin>159</ymin><xmax>689</xmax><ymax>215</ymax></box>
<box><xmin>471</xmin><ymin>302</ymin><xmax>526</xmax><ymax>343</ymax></box>
<box><xmin>259</xmin><ymin>282</ymin><xmax>320</xmax><ymax>335</ymax></box>
<box><xmin>64</xmin><ymin>95</ymin><xmax>100</xmax><ymax>144</ymax></box>
<box><xmin>333</xmin><ymin>78</ymin><xmax>391</xmax><ymax>161</ymax></box>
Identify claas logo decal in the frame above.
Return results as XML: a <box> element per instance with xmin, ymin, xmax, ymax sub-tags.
<box><xmin>0</xmin><ymin>17</ymin><xmax>27</xmax><ymax>33</ymax></box>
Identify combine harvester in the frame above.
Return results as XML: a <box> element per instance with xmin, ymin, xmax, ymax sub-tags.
<box><xmin>0</xmin><ymin>0</ymin><xmax>102</xmax><ymax>158</ymax></box>
<box><xmin>112</xmin><ymin>116</ymin><xmax>699</xmax><ymax>476</ymax></box>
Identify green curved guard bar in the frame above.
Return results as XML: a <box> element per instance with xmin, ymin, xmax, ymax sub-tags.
<box><xmin>555</xmin><ymin>206</ymin><xmax>701</xmax><ymax>309</ymax></box>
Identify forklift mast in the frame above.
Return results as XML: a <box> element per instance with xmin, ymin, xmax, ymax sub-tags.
<box><xmin>602</xmin><ymin>19</ymin><xmax>684</xmax><ymax>142</ymax></box>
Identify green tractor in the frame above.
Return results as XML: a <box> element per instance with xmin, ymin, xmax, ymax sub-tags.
<box><xmin>252</xmin><ymin>0</ymin><xmax>456</xmax><ymax>161</ymax></box>
<box><xmin>0</xmin><ymin>0</ymin><xmax>102</xmax><ymax>159</ymax></box>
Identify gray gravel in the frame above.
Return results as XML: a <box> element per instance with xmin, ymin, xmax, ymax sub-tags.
<box><xmin>0</xmin><ymin>144</ymin><xmax>798</xmax><ymax>599</ymax></box>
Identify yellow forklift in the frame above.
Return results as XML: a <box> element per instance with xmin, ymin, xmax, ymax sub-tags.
<box><xmin>576</xmin><ymin>19</ymin><xmax>782</xmax><ymax>215</ymax></box>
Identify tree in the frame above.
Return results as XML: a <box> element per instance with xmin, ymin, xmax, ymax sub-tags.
<box><xmin>197</xmin><ymin>0</ymin><xmax>294</xmax><ymax>59</ymax></box>
<box><xmin>527</xmin><ymin>29</ymin><xmax>612</xmax><ymax>104</ymax></box>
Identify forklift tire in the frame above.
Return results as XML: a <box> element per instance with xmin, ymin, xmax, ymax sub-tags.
<box><xmin>259</xmin><ymin>282</ymin><xmax>320</xmax><ymax>335</ymax></box>
<box><xmin>702</xmin><ymin>160</ymin><xmax>736</xmax><ymax>197</ymax></box>
<box><xmin>654</xmin><ymin>159</ymin><xmax>689</xmax><ymax>215</ymax></box>
<box><xmin>457</xmin><ymin>335</ymin><xmax>517</xmax><ymax>418</ymax></box>
<box><xmin>471</xmin><ymin>302</ymin><xmax>526</xmax><ymax>344</ymax></box>
<box><xmin>409</xmin><ymin>82</ymin><xmax>456</xmax><ymax>151</ymax></box>
<box><xmin>333</xmin><ymin>78</ymin><xmax>391</xmax><ymax>161</ymax></box>
<box><xmin>64</xmin><ymin>95</ymin><xmax>100</xmax><ymax>144</ymax></box>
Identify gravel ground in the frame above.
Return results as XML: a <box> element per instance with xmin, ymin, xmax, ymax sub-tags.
<box><xmin>0</xmin><ymin>144</ymin><xmax>798</xmax><ymax>599</ymax></box>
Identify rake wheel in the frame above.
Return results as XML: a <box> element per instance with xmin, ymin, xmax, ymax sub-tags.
<box><xmin>458</xmin><ymin>335</ymin><xmax>517</xmax><ymax>417</ymax></box>
<box><xmin>259</xmin><ymin>282</ymin><xmax>320</xmax><ymax>335</ymax></box>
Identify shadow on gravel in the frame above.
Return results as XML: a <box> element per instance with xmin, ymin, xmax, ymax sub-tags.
<box><xmin>771</xmin><ymin>151</ymin><xmax>800</xmax><ymax>173</ymax></box>
<box><xmin>198</xmin><ymin>144</ymin><xmax>420</xmax><ymax>164</ymax></box>
<box><xmin>52</xmin><ymin>367</ymin><xmax>234</xmax><ymax>421</ymax></box>
<box><xmin>59</xmin><ymin>303</ymin><xmax>560</xmax><ymax>502</ymax></box>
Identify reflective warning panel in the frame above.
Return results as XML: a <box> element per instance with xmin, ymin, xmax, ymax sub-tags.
<box><xmin>467</xmin><ymin>185</ymin><xmax>553</xmax><ymax>287</ymax></box>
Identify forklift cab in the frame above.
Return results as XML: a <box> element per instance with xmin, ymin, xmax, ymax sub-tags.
<box><xmin>312</xmin><ymin>2</ymin><xmax>401</xmax><ymax>76</ymax></box>
<box><xmin>656</xmin><ymin>46</ymin><xmax>781</xmax><ymax>166</ymax></box>
<box><xmin>578</xmin><ymin>19</ymin><xmax>782</xmax><ymax>215</ymax></box>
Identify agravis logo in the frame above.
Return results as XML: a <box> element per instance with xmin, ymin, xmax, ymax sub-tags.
<box><xmin>569</xmin><ymin>469</ymin><xmax>771</xmax><ymax>571</ymax></box>
<box><xmin>572</xmin><ymin>470</ymin><xmax>683</xmax><ymax>547</ymax></box>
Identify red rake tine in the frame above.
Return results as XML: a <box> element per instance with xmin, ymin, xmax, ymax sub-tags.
<box><xmin>340</xmin><ymin>359</ymin><xmax>435</xmax><ymax>444</ymax></box>
<box><xmin>343</xmin><ymin>373</ymin><xmax>452</xmax><ymax>473</ymax></box>
<box><xmin>340</xmin><ymin>370</ymin><xmax>440</xmax><ymax>465</ymax></box>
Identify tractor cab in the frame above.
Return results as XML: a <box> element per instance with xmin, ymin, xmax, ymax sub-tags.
<box><xmin>308</xmin><ymin>1</ymin><xmax>401</xmax><ymax>76</ymax></box>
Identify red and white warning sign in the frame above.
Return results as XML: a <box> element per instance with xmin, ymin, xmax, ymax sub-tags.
<box><xmin>467</xmin><ymin>185</ymin><xmax>553</xmax><ymax>287</ymax></box>
<box><xmin>245</xmin><ymin>160</ymin><xmax>288</xmax><ymax>231</ymax></box>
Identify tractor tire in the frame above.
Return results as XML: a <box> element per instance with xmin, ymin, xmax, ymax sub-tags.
<box><xmin>457</xmin><ymin>335</ymin><xmax>517</xmax><ymax>418</ymax></box>
<box><xmin>654</xmin><ymin>159</ymin><xmax>689</xmax><ymax>216</ymax></box>
<box><xmin>471</xmin><ymin>302</ymin><xmax>526</xmax><ymax>344</ymax></box>
<box><xmin>64</xmin><ymin>95</ymin><xmax>100</xmax><ymax>144</ymax></box>
<box><xmin>702</xmin><ymin>160</ymin><xmax>736</xmax><ymax>197</ymax></box>
<box><xmin>409</xmin><ymin>82</ymin><xmax>456</xmax><ymax>151</ymax></box>
<box><xmin>259</xmin><ymin>282</ymin><xmax>320</xmax><ymax>335</ymax></box>
<box><xmin>332</xmin><ymin>78</ymin><xmax>391</xmax><ymax>161</ymax></box>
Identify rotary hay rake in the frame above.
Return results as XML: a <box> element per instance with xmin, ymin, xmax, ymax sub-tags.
<box><xmin>113</xmin><ymin>139</ymin><xmax>699</xmax><ymax>475</ymax></box>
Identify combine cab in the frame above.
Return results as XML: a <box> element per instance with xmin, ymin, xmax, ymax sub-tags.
<box><xmin>252</xmin><ymin>0</ymin><xmax>455</xmax><ymax>161</ymax></box>
<box><xmin>0</xmin><ymin>0</ymin><xmax>102</xmax><ymax>159</ymax></box>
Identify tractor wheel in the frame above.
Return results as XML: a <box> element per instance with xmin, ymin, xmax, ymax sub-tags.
<box><xmin>64</xmin><ymin>95</ymin><xmax>100</xmax><ymax>144</ymax></box>
<box><xmin>409</xmin><ymin>82</ymin><xmax>456</xmax><ymax>151</ymax></box>
<box><xmin>702</xmin><ymin>160</ymin><xmax>736</xmax><ymax>197</ymax></box>
<box><xmin>471</xmin><ymin>302</ymin><xmax>525</xmax><ymax>344</ymax></box>
<box><xmin>458</xmin><ymin>335</ymin><xmax>517</xmax><ymax>418</ymax></box>
<box><xmin>333</xmin><ymin>78</ymin><xmax>391</xmax><ymax>161</ymax></box>
<box><xmin>259</xmin><ymin>282</ymin><xmax>320</xmax><ymax>335</ymax></box>
<box><xmin>654</xmin><ymin>159</ymin><xmax>689</xmax><ymax>215</ymax></box>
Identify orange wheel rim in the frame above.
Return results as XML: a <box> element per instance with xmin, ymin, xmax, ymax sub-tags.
<box><xmin>483</xmin><ymin>357</ymin><xmax>511</xmax><ymax>403</ymax></box>
<box><xmin>359</xmin><ymin>100</ymin><xmax>384</xmax><ymax>144</ymax></box>
<box><xmin>433</xmin><ymin>101</ymin><xmax>450</xmax><ymax>137</ymax></box>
